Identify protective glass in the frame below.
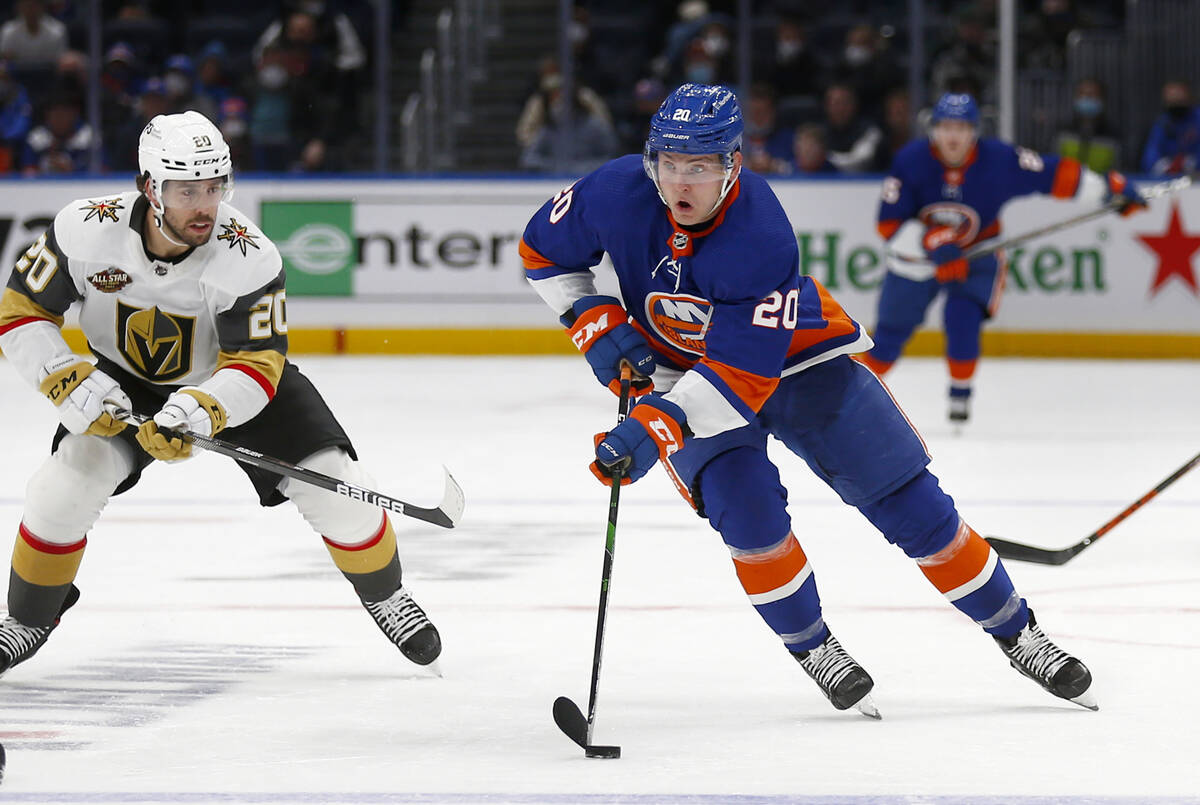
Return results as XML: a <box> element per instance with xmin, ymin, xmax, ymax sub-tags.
<box><xmin>645</xmin><ymin>150</ymin><xmax>730</xmax><ymax>185</ymax></box>
<box><xmin>161</xmin><ymin>176</ymin><xmax>233</xmax><ymax>209</ymax></box>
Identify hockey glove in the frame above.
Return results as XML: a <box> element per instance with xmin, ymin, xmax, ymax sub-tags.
<box><xmin>591</xmin><ymin>397</ymin><xmax>688</xmax><ymax>486</ymax></box>
<box><xmin>923</xmin><ymin>226</ymin><xmax>969</xmax><ymax>283</ymax></box>
<box><xmin>136</xmin><ymin>388</ymin><xmax>228</xmax><ymax>462</ymax></box>
<box><xmin>38</xmin><ymin>355</ymin><xmax>130</xmax><ymax>437</ymax></box>
<box><xmin>1104</xmin><ymin>171</ymin><xmax>1148</xmax><ymax>217</ymax></box>
<box><xmin>563</xmin><ymin>295</ymin><xmax>656</xmax><ymax>396</ymax></box>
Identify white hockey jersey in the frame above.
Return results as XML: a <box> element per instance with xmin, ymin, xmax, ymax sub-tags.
<box><xmin>0</xmin><ymin>191</ymin><xmax>287</xmax><ymax>397</ymax></box>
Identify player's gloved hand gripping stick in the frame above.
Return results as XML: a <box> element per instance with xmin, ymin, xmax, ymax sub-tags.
<box><xmin>105</xmin><ymin>402</ymin><xmax>465</xmax><ymax>529</ymax></box>
<box><xmin>552</xmin><ymin>364</ymin><xmax>632</xmax><ymax>759</ymax></box>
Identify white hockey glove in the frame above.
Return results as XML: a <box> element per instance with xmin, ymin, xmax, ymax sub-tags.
<box><xmin>37</xmin><ymin>355</ymin><xmax>130</xmax><ymax>437</ymax></box>
<box><xmin>135</xmin><ymin>388</ymin><xmax>228</xmax><ymax>462</ymax></box>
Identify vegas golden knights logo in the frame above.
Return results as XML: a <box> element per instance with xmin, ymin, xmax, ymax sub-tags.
<box><xmin>115</xmin><ymin>302</ymin><xmax>195</xmax><ymax>382</ymax></box>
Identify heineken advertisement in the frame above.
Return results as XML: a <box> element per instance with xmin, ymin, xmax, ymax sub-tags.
<box><xmin>260</xmin><ymin>200</ymin><xmax>355</xmax><ymax>296</ymax></box>
<box><xmin>0</xmin><ymin>178</ymin><xmax>1198</xmax><ymax>345</ymax></box>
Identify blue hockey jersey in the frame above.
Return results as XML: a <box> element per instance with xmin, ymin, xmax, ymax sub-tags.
<box><xmin>521</xmin><ymin>155</ymin><xmax>871</xmax><ymax>439</ymax></box>
<box><xmin>878</xmin><ymin>138</ymin><xmax>1091</xmax><ymax>275</ymax></box>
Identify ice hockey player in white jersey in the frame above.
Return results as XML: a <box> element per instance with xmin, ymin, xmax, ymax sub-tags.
<box><xmin>0</xmin><ymin>111</ymin><xmax>441</xmax><ymax>675</ymax></box>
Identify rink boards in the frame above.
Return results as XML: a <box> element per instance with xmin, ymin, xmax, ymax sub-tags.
<box><xmin>0</xmin><ymin>176</ymin><xmax>1197</xmax><ymax>358</ymax></box>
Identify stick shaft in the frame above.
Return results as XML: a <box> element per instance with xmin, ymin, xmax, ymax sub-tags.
<box><xmin>584</xmin><ymin>367</ymin><xmax>633</xmax><ymax>743</ymax></box>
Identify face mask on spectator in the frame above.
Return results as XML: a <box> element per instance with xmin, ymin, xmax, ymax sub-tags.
<box><xmin>685</xmin><ymin>63</ymin><xmax>715</xmax><ymax>84</ymax></box>
<box><xmin>844</xmin><ymin>45</ymin><xmax>872</xmax><ymax>66</ymax></box>
<box><xmin>1167</xmin><ymin>103</ymin><xmax>1191</xmax><ymax>122</ymax></box>
<box><xmin>777</xmin><ymin>40</ymin><xmax>803</xmax><ymax>61</ymax></box>
<box><xmin>259</xmin><ymin>64</ymin><xmax>288</xmax><ymax>90</ymax></box>
<box><xmin>702</xmin><ymin>34</ymin><xmax>728</xmax><ymax>58</ymax></box>
<box><xmin>165</xmin><ymin>73</ymin><xmax>190</xmax><ymax>97</ymax></box>
<box><xmin>223</xmin><ymin>118</ymin><xmax>247</xmax><ymax>139</ymax></box>
<box><xmin>1074</xmin><ymin>97</ymin><xmax>1102</xmax><ymax>118</ymax></box>
<box><xmin>569</xmin><ymin>21</ymin><xmax>588</xmax><ymax>46</ymax></box>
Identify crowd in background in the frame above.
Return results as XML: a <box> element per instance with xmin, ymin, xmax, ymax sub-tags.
<box><xmin>518</xmin><ymin>0</ymin><xmax>1200</xmax><ymax>178</ymax></box>
<box><xmin>0</xmin><ymin>0</ymin><xmax>373</xmax><ymax>176</ymax></box>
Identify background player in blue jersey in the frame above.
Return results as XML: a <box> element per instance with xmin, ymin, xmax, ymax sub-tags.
<box><xmin>858</xmin><ymin>93</ymin><xmax>1148</xmax><ymax>424</ymax></box>
<box><xmin>522</xmin><ymin>83</ymin><xmax>1099</xmax><ymax>718</ymax></box>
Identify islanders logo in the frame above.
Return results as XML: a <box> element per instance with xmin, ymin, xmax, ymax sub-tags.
<box><xmin>918</xmin><ymin>202</ymin><xmax>981</xmax><ymax>247</ymax></box>
<box><xmin>644</xmin><ymin>292</ymin><xmax>712</xmax><ymax>357</ymax></box>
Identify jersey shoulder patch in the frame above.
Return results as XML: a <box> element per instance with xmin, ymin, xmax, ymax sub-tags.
<box><xmin>52</xmin><ymin>190</ymin><xmax>141</xmax><ymax>263</ymax></box>
<box><xmin>200</xmin><ymin>202</ymin><xmax>283</xmax><ymax>297</ymax></box>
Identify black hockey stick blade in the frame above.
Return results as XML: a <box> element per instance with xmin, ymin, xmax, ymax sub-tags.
<box><xmin>552</xmin><ymin>697</ymin><xmax>620</xmax><ymax>758</ymax></box>
<box><xmin>984</xmin><ymin>535</ymin><xmax>1084</xmax><ymax>566</ymax></box>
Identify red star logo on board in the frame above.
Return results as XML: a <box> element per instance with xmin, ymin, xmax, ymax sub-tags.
<box><xmin>217</xmin><ymin>218</ymin><xmax>260</xmax><ymax>256</ymax></box>
<box><xmin>79</xmin><ymin>197</ymin><xmax>125</xmax><ymax>223</ymax></box>
<box><xmin>1135</xmin><ymin>202</ymin><xmax>1200</xmax><ymax>297</ymax></box>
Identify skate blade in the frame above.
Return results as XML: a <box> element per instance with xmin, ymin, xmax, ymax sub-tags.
<box><xmin>854</xmin><ymin>693</ymin><xmax>882</xmax><ymax>720</ymax></box>
<box><xmin>423</xmin><ymin>659</ymin><xmax>445</xmax><ymax>678</ymax></box>
<box><xmin>1069</xmin><ymin>689</ymin><xmax>1098</xmax><ymax>711</ymax></box>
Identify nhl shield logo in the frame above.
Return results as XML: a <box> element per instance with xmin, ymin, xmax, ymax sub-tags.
<box><xmin>672</xmin><ymin>231</ymin><xmax>689</xmax><ymax>251</ymax></box>
<box><xmin>87</xmin><ymin>267</ymin><xmax>132</xmax><ymax>293</ymax></box>
<box><xmin>115</xmin><ymin>302</ymin><xmax>195</xmax><ymax>382</ymax></box>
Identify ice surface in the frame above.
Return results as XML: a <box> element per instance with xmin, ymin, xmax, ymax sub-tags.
<box><xmin>0</xmin><ymin>355</ymin><xmax>1197</xmax><ymax>804</ymax></box>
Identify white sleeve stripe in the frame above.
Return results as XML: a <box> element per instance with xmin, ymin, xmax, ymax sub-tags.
<box><xmin>1075</xmin><ymin>169</ymin><xmax>1108</xmax><ymax>206</ymax></box>
<box><xmin>527</xmin><ymin>272</ymin><xmax>598</xmax><ymax>317</ymax></box>
<box><xmin>197</xmin><ymin>367</ymin><xmax>271</xmax><ymax>429</ymax></box>
<box><xmin>663</xmin><ymin>369</ymin><xmax>749</xmax><ymax>438</ymax></box>
<box><xmin>944</xmin><ymin>547</ymin><xmax>999</xmax><ymax>603</ymax></box>
<box><xmin>0</xmin><ymin>319</ymin><xmax>73</xmax><ymax>388</ymax></box>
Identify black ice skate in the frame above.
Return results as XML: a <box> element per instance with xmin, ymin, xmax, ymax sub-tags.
<box><xmin>791</xmin><ymin>631</ymin><xmax>880</xmax><ymax>719</ymax></box>
<box><xmin>948</xmin><ymin>395</ymin><xmax>970</xmax><ymax>424</ymax></box>
<box><xmin>0</xmin><ymin>584</ymin><xmax>80</xmax><ymax>677</ymax></box>
<box><xmin>362</xmin><ymin>585</ymin><xmax>442</xmax><ymax>666</ymax></box>
<box><xmin>995</xmin><ymin>609</ymin><xmax>1097</xmax><ymax>710</ymax></box>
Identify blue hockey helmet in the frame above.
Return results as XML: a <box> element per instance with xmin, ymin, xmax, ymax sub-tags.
<box><xmin>644</xmin><ymin>83</ymin><xmax>743</xmax><ymax>212</ymax></box>
<box><xmin>931</xmin><ymin>92</ymin><xmax>980</xmax><ymax>126</ymax></box>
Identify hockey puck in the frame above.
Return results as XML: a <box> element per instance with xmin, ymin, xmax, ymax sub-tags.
<box><xmin>585</xmin><ymin>745</ymin><xmax>621</xmax><ymax>759</ymax></box>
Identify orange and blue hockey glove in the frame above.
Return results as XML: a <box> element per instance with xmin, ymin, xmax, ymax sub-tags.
<box><xmin>591</xmin><ymin>397</ymin><xmax>688</xmax><ymax>485</ymax></box>
<box><xmin>923</xmin><ymin>225</ymin><xmax>968</xmax><ymax>283</ymax></box>
<box><xmin>562</xmin><ymin>295</ymin><xmax>656</xmax><ymax>396</ymax></box>
<box><xmin>1104</xmin><ymin>171</ymin><xmax>1148</xmax><ymax>217</ymax></box>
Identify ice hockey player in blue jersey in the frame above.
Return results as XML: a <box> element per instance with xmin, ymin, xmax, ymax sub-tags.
<box><xmin>858</xmin><ymin>92</ymin><xmax>1148</xmax><ymax>424</ymax></box>
<box><xmin>521</xmin><ymin>83</ymin><xmax>1099</xmax><ymax>717</ymax></box>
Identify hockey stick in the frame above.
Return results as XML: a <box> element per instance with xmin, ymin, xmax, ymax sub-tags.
<box><xmin>552</xmin><ymin>365</ymin><xmax>632</xmax><ymax>759</ymax></box>
<box><xmin>985</xmin><ymin>449</ymin><xmax>1200</xmax><ymax>565</ymax></box>
<box><xmin>891</xmin><ymin>172</ymin><xmax>1196</xmax><ymax>269</ymax></box>
<box><xmin>106</xmin><ymin>404</ymin><xmax>465</xmax><ymax>529</ymax></box>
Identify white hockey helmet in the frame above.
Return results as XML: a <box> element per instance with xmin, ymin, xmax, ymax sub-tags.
<box><xmin>137</xmin><ymin>110</ymin><xmax>233</xmax><ymax>214</ymax></box>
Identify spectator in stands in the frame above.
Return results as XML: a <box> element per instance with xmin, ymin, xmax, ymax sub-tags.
<box><xmin>764</xmin><ymin>17</ymin><xmax>825</xmax><ymax>103</ymax></box>
<box><xmin>0</xmin><ymin>0</ymin><xmax>67</xmax><ymax>69</ymax></box>
<box><xmin>930</xmin><ymin>5</ymin><xmax>996</xmax><ymax>105</ymax></box>
<box><xmin>1020</xmin><ymin>0</ymin><xmax>1079</xmax><ymax>72</ymax></box>
<box><xmin>100</xmin><ymin>42</ymin><xmax>142</xmax><ymax>143</ymax></box>
<box><xmin>1142</xmin><ymin>79</ymin><xmax>1200</xmax><ymax>176</ymax></box>
<box><xmin>822</xmin><ymin>82</ymin><xmax>881</xmax><ymax>173</ymax></box>
<box><xmin>108</xmin><ymin>76</ymin><xmax>167</xmax><ymax>172</ymax></box>
<box><xmin>830</xmin><ymin>24</ymin><xmax>902</xmax><ymax>119</ymax></box>
<box><xmin>195</xmin><ymin>41</ymin><xmax>233</xmax><ymax>111</ymax></box>
<box><xmin>671</xmin><ymin>26</ymin><xmax>733</xmax><ymax>88</ymax></box>
<box><xmin>743</xmin><ymin>83</ymin><xmax>793</xmax><ymax>175</ymax></box>
<box><xmin>163</xmin><ymin>54</ymin><xmax>218</xmax><ymax>121</ymax></box>
<box><xmin>51</xmin><ymin>49</ymin><xmax>87</xmax><ymax>102</ymax></box>
<box><xmin>516</xmin><ymin>65</ymin><xmax>611</xmax><ymax>150</ymax></box>
<box><xmin>21</xmin><ymin>92</ymin><xmax>92</xmax><ymax>175</ymax></box>
<box><xmin>1056</xmin><ymin>77</ymin><xmax>1119</xmax><ymax>172</ymax></box>
<box><xmin>218</xmin><ymin>95</ymin><xmax>251</xmax><ymax>172</ymax></box>
<box><xmin>518</xmin><ymin>72</ymin><xmax>618</xmax><ymax>175</ymax></box>
<box><xmin>248</xmin><ymin>43</ymin><xmax>332</xmax><ymax>172</ymax></box>
<box><xmin>787</xmin><ymin>123</ymin><xmax>838</xmax><ymax>175</ymax></box>
<box><xmin>871</xmin><ymin>87</ymin><xmax>914</xmax><ymax>172</ymax></box>
<box><xmin>0</xmin><ymin>60</ymin><xmax>32</xmax><ymax>173</ymax></box>
<box><xmin>617</xmin><ymin>76</ymin><xmax>667</xmax><ymax>154</ymax></box>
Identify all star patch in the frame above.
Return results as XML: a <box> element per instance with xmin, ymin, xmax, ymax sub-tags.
<box><xmin>87</xmin><ymin>267</ymin><xmax>132</xmax><ymax>293</ymax></box>
<box><xmin>217</xmin><ymin>218</ymin><xmax>260</xmax><ymax>256</ymax></box>
<box><xmin>79</xmin><ymin>197</ymin><xmax>125</xmax><ymax>223</ymax></box>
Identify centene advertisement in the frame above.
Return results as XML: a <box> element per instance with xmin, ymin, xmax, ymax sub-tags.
<box><xmin>0</xmin><ymin>176</ymin><xmax>1198</xmax><ymax>334</ymax></box>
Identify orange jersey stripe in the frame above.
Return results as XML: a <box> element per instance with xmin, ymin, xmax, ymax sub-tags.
<box><xmin>519</xmin><ymin>237</ymin><xmax>555</xmax><ymax>271</ymax></box>
<box><xmin>1050</xmin><ymin>157</ymin><xmax>1082</xmax><ymax>198</ymax></box>
<box><xmin>789</xmin><ymin>279</ymin><xmax>858</xmax><ymax>354</ymax></box>
<box><xmin>701</xmin><ymin>357</ymin><xmax>779</xmax><ymax>413</ymax></box>
<box><xmin>947</xmin><ymin>358</ymin><xmax>977</xmax><ymax>382</ymax></box>
<box><xmin>917</xmin><ymin>523</ymin><xmax>992</xmax><ymax>595</ymax></box>
<box><xmin>733</xmin><ymin>533</ymin><xmax>808</xmax><ymax>597</ymax></box>
<box><xmin>877</xmin><ymin>219</ymin><xmax>902</xmax><ymax>240</ymax></box>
